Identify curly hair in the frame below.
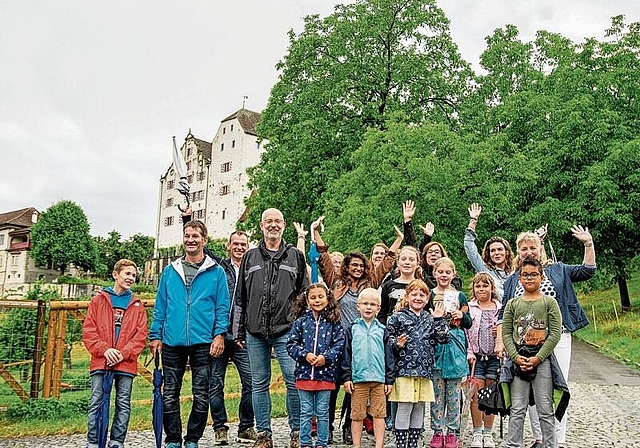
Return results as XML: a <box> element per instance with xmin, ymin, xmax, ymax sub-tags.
<box><xmin>481</xmin><ymin>236</ymin><xmax>515</xmax><ymax>274</ymax></box>
<box><xmin>470</xmin><ymin>272</ymin><xmax>499</xmax><ymax>303</ymax></box>
<box><xmin>393</xmin><ymin>278</ymin><xmax>430</xmax><ymax>313</ymax></box>
<box><xmin>290</xmin><ymin>283</ymin><xmax>341</xmax><ymax>324</ymax></box>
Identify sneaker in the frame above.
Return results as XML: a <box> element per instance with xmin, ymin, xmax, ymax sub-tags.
<box><xmin>185</xmin><ymin>443</ymin><xmax>198</xmax><ymax>448</ymax></box>
<box><xmin>483</xmin><ymin>434</ymin><xmax>495</xmax><ymax>448</ymax></box>
<box><xmin>253</xmin><ymin>432</ymin><xmax>273</xmax><ymax>448</ymax></box>
<box><xmin>290</xmin><ymin>431</ymin><xmax>300</xmax><ymax>448</ymax></box>
<box><xmin>237</xmin><ymin>428</ymin><xmax>258</xmax><ymax>444</ymax></box>
<box><xmin>166</xmin><ymin>444</ymin><xmax>181</xmax><ymax>448</ymax></box>
<box><xmin>470</xmin><ymin>433</ymin><xmax>483</xmax><ymax>448</ymax></box>
<box><xmin>215</xmin><ymin>427</ymin><xmax>229</xmax><ymax>445</ymax></box>
<box><xmin>429</xmin><ymin>433</ymin><xmax>443</xmax><ymax>448</ymax></box>
<box><xmin>444</xmin><ymin>434</ymin><xmax>458</xmax><ymax>448</ymax></box>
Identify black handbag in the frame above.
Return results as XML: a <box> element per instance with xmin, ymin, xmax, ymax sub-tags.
<box><xmin>477</xmin><ymin>380</ymin><xmax>509</xmax><ymax>416</ymax></box>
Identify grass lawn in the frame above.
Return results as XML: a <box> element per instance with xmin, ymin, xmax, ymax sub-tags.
<box><xmin>573</xmin><ymin>272</ymin><xmax>640</xmax><ymax>368</ymax></box>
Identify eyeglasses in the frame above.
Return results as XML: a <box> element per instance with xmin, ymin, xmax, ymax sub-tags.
<box><xmin>358</xmin><ymin>301</ymin><xmax>379</xmax><ymax>307</ymax></box>
<box><xmin>262</xmin><ymin>219</ymin><xmax>284</xmax><ymax>225</ymax></box>
<box><xmin>349</xmin><ymin>262</ymin><xmax>365</xmax><ymax>268</ymax></box>
<box><xmin>520</xmin><ymin>272</ymin><xmax>541</xmax><ymax>279</ymax></box>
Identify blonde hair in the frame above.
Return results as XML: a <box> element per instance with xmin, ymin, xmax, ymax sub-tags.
<box><xmin>515</xmin><ymin>232</ymin><xmax>550</xmax><ymax>266</ymax></box>
<box><xmin>394</xmin><ymin>245</ymin><xmax>423</xmax><ymax>279</ymax></box>
<box><xmin>432</xmin><ymin>257</ymin><xmax>456</xmax><ymax>273</ymax></box>
<box><xmin>358</xmin><ymin>287</ymin><xmax>381</xmax><ymax>305</ymax></box>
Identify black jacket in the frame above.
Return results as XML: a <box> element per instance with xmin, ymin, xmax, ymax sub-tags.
<box><xmin>236</xmin><ymin>239</ymin><xmax>308</xmax><ymax>339</ymax></box>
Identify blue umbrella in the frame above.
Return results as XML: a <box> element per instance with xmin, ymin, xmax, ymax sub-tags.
<box><xmin>152</xmin><ymin>355</ymin><xmax>164</xmax><ymax>448</ymax></box>
<box><xmin>96</xmin><ymin>369</ymin><xmax>115</xmax><ymax>448</ymax></box>
<box><xmin>309</xmin><ymin>217</ymin><xmax>324</xmax><ymax>283</ymax></box>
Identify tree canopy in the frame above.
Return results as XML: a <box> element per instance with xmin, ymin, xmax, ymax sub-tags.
<box><xmin>246</xmin><ymin>4</ymin><xmax>640</xmax><ymax>308</ymax></box>
<box><xmin>30</xmin><ymin>200</ymin><xmax>96</xmax><ymax>275</ymax></box>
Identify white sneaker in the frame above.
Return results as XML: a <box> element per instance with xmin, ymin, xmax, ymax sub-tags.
<box><xmin>483</xmin><ymin>434</ymin><xmax>496</xmax><ymax>448</ymax></box>
<box><xmin>470</xmin><ymin>433</ymin><xmax>483</xmax><ymax>448</ymax></box>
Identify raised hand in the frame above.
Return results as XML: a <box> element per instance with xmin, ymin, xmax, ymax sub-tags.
<box><xmin>293</xmin><ymin>222</ymin><xmax>308</xmax><ymax>238</ymax></box>
<box><xmin>570</xmin><ymin>225</ymin><xmax>593</xmax><ymax>245</ymax></box>
<box><xmin>419</xmin><ymin>222</ymin><xmax>435</xmax><ymax>237</ymax></box>
<box><xmin>430</xmin><ymin>301</ymin><xmax>445</xmax><ymax>318</ymax></box>
<box><xmin>468</xmin><ymin>203</ymin><xmax>481</xmax><ymax>220</ymax></box>
<box><xmin>402</xmin><ymin>200</ymin><xmax>416</xmax><ymax>222</ymax></box>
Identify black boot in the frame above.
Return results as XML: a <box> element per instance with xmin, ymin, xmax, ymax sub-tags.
<box><xmin>407</xmin><ymin>428</ymin><xmax>423</xmax><ymax>448</ymax></box>
<box><xmin>342</xmin><ymin>427</ymin><xmax>353</xmax><ymax>445</ymax></box>
<box><xmin>395</xmin><ymin>429</ymin><xmax>409</xmax><ymax>448</ymax></box>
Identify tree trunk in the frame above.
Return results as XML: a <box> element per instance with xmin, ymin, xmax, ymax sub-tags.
<box><xmin>617</xmin><ymin>274</ymin><xmax>631</xmax><ymax>312</ymax></box>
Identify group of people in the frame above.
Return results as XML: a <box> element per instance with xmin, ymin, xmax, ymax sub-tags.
<box><xmin>81</xmin><ymin>200</ymin><xmax>596</xmax><ymax>448</ymax></box>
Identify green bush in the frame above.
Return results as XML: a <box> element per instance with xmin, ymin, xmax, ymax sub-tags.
<box><xmin>6</xmin><ymin>398</ymin><xmax>89</xmax><ymax>421</ymax></box>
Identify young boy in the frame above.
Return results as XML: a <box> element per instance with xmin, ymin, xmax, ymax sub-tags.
<box><xmin>502</xmin><ymin>258</ymin><xmax>562</xmax><ymax>448</ymax></box>
<box><xmin>83</xmin><ymin>259</ymin><xmax>148</xmax><ymax>448</ymax></box>
<box><xmin>341</xmin><ymin>288</ymin><xmax>395</xmax><ymax>448</ymax></box>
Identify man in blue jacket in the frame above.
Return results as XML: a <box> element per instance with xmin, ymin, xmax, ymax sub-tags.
<box><xmin>150</xmin><ymin>220</ymin><xmax>230</xmax><ymax>448</ymax></box>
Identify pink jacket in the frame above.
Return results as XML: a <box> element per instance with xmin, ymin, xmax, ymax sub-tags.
<box><xmin>465</xmin><ymin>298</ymin><xmax>502</xmax><ymax>360</ymax></box>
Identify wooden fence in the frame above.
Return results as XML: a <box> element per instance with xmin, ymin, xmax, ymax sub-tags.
<box><xmin>0</xmin><ymin>299</ymin><xmax>156</xmax><ymax>401</ymax></box>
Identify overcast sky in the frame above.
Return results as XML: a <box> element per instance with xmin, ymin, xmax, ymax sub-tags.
<box><xmin>1</xmin><ymin>0</ymin><xmax>639</xmax><ymax>239</ymax></box>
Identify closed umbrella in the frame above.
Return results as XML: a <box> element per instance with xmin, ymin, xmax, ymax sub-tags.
<box><xmin>309</xmin><ymin>217</ymin><xmax>324</xmax><ymax>283</ymax></box>
<box><xmin>152</xmin><ymin>355</ymin><xmax>164</xmax><ymax>448</ymax></box>
<box><xmin>96</xmin><ymin>369</ymin><xmax>115</xmax><ymax>448</ymax></box>
<box><xmin>172</xmin><ymin>136</ymin><xmax>191</xmax><ymax>212</ymax></box>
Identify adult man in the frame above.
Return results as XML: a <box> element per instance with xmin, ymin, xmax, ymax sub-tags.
<box><xmin>149</xmin><ymin>220</ymin><xmax>230</xmax><ymax>448</ymax></box>
<box><xmin>237</xmin><ymin>208</ymin><xmax>309</xmax><ymax>448</ymax></box>
<box><xmin>208</xmin><ymin>231</ymin><xmax>257</xmax><ymax>445</ymax></box>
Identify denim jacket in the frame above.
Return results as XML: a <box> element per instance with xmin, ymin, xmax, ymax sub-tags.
<box><xmin>499</xmin><ymin>261</ymin><xmax>596</xmax><ymax>332</ymax></box>
<box><xmin>463</xmin><ymin>228</ymin><xmax>509</xmax><ymax>299</ymax></box>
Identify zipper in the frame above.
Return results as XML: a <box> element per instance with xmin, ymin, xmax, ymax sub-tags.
<box><xmin>186</xmin><ymin>284</ymin><xmax>191</xmax><ymax>346</ymax></box>
<box><xmin>311</xmin><ymin>315</ymin><xmax>319</xmax><ymax>379</ymax></box>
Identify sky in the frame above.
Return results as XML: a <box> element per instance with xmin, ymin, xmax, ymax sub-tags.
<box><xmin>1</xmin><ymin>0</ymin><xmax>639</xmax><ymax>239</ymax></box>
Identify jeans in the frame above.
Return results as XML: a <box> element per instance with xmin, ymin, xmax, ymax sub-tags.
<box><xmin>528</xmin><ymin>332</ymin><xmax>572</xmax><ymax>443</ymax></box>
<box><xmin>87</xmin><ymin>372</ymin><xmax>134</xmax><ymax>448</ymax></box>
<box><xmin>506</xmin><ymin>360</ymin><xmax>555</xmax><ymax>448</ymax></box>
<box><xmin>210</xmin><ymin>338</ymin><xmax>254</xmax><ymax>430</ymax></box>
<box><xmin>163</xmin><ymin>344</ymin><xmax>212</xmax><ymax>443</ymax></box>
<box><xmin>246</xmin><ymin>332</ymin><xmax>300</xmax><ymax>434</ymax></box>
<box><xmin>299</xmin><ymin>390</ymin><xmax>331</xmax><ymax>447</ymax></box>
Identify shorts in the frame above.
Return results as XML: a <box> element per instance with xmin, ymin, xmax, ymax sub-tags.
<box><xmin>351</xmin><ymin>382</ymin><xmax>386</xmax><ymax>420</ymax></box>
<box><xmin>473</xmin><ymin>354</ymin><xmax>500</xmax><ymax>380</ymax></box>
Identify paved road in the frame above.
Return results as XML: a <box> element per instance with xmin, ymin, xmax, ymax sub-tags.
<box><xmin>1</xmin><ymin>337</ymin><xmax>639</xmax><ymax>448</ymax></box>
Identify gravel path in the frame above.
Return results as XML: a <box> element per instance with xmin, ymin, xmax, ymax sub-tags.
<box><xmin>1</xmin><ymin>338</ymin><xmax>639</xmax><ymax>448</ymax></box>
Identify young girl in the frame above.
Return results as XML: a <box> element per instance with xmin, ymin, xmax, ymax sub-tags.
<box><xmin>386</xmin><ymin>279</ymin><xmax>448</xmax><ymax>448</ymax></box>
<box><xmin>465</xmin><ymin>273</ymin><xmax>502</xmax><ymax>448</ymax></box>
<box><xmin>429</xmin><ymin>257</ymin><xmax>472</xmax><ymax>448</ymax></box>
<box><xmin>379</xmin><ymin>246</ymin><xmax>423</xmax><ymax>325</ymax></box>
<box><xmin>287</xmin><ymin>283</ymin><xmax>346</xmax><ymax>448</ymax></box>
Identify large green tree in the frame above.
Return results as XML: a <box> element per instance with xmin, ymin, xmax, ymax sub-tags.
<box><xmin>30</xmin><ymin>200</ymin><xmax>96</xmax><ymax>275</ymax></box>
<box><xmin>246</xmin><ymin>0</ymin><xmax>472</xmax><ymax>239</ymax></box>
<box><xmin>94</xmin><ymin>231</ymin><xmax>155</xmax><ymax>279</ymax></box>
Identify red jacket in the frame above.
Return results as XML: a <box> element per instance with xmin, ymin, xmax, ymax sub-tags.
<box><xmin>82</xmin><ymin>290</ymin><xmax>148</xmax><ymax>375</ymax></box>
